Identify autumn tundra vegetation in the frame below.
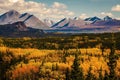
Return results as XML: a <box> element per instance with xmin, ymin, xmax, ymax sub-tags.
<box><xmin>0</xmin><ymin>33</ymin><xmax>120</xmax><ymax>80</ymax></box>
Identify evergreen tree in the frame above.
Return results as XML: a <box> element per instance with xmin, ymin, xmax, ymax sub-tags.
<box><xmin>99</xmin><ymin>66</ymin><xmax>103</xmax><ymax>80</ymax></box>
<box><xmin>107</xmin><ymin>33</ymin><xmax>118</xmax><ymax>80</ymax></box>
<box><xmin>86</xmin><ymin>65</ymin><xmax>94</xmax><ymax>80</ymax></box>
<box><xmin>84</xmin><ymin>36</ymin><xmax>88</xmax><ymax>54</ymax></box>
<box><xmin>62</xmin><ymin>49</ymin><xmax>68</xmax><ymax>63</ymax></box>
<box><xmin>71</xmin><ymin>53</ymin><xmax>84</xmax><ymax>80</ymax></box>
<box><xmin>65</xmin><ymin>67</ymin><xmax>71</xmax><ymax>80</ymax></box>
<box><xmin>52</xmin><ymin>64</ymin><xmax>56</xmax><ymax>71</ymax></box>
<box><xmin>100</xmin><ymin>40</ymin><xmax>105</xmax><ymax>56</ymax></box>
<box><xmin>56</xmin><ymin>63</ymin><xmax>59</xmax><ymax>70</ymax></box>
<box><xmin>104</xmin><ymin>70</ymin><xmax>109</xmax><ymax>80</ymax></box>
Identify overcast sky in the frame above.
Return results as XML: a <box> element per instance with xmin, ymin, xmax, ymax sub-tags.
<box><xmin>0</xmin><ymin>0</ymin><xmax>120</xmax><ymax>21</ymax></box>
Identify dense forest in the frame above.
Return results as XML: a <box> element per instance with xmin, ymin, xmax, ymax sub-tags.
<box><xmin>0</xmin><ymin>32</ymin><xmax>120</xmax><ymax>80</ymax></box>
<box><xmin>1</xmin><ymin>32</ymin><xmax>120</xmax><ymax>49</ymax></box>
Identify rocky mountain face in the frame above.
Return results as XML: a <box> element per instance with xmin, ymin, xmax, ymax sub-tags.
<box><xmin>84</xmin><ymin>16</ymin><xmax>101</xmax><ymax>22</ymax></box>
<box><xmin>0</xmin><ymin>10</ymin><xmax>21</xmax><ymax>24</ymax></box>
<box><xmin>0</xmin><ymin>21</ymin><xmax>44</xmax><ymax>37</ymax></box>
<box><xmin>0</xmin><ymin>10</ymin><xmax>49</xmax><ymax>29</ymax></box>
<box><xmin>103</xmin><ymin>16</ymin><xmax>112</xmax><ymax>21</ymax></box>
<box><xmin>50</xmin><ymin>16</ymin><xmax>120</xmax><ymax>32</ymax></box>
<box><xmin>51</xmin><ymin>18</ymin><xmax>86</xmax><ymax>29</ymax></box>
<box><xmin>43</xmin><ymin>19</ymin><xmax>55</xmax><ymax>27</ymax></box>
<box><xmin>91</xmin><ymin>19</ymin><xmax>120</xmax><ymax>26</ymax></box>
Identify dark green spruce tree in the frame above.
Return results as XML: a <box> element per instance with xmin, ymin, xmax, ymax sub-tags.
<box><xmin>71</xmin><ymin>53</ymin><xmax>84</xmax><ymax>80</ymax></box>
<box><xmin>107</xmin><ymin>33</ymin><xmax>118</xmax><ymax>80</ymax></box>
<box><xmin>100</xmin><ymin>40</ymin><xmax>105</xmax><ymax>56</ymax></box>
<box><xmin>104</xmin><ymin>70</ymin><xmax>109</xmax><ymax>80</ymax></box>
<box><xmin>62</xmin><ymin>49</ymin><xmax>69</xmax><ymax>63</ymax></box>
<box><xmin>65</xmin><ymin>67</ymin><xmax>71</xmax><ymax>80</ymax></box>
<box><xmin>85</xmin><ymin>65</ymin><xmax>95</xmax><ymax>80</ymax></box>
<box><xmin>99</xmin><ymin>66</ymin><xmax>103</xmax><ymax>80</ymax></box>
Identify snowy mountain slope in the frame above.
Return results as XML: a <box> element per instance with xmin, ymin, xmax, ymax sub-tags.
<box><xmin>0</xmin><ymin>10</ymin><xmax>49</xmax><ymax>29</ymax></box>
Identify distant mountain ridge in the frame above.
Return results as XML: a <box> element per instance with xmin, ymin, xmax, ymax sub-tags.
<box><xmin>50</xmin><ymin>16</ymin><xmax>120</xmax><ymax>33</ymax></box>
<box><xmin>0</xmin><ymin>10</ymin><xmax>49</xmax><ymax>29</ymax></box>
<box><xmin>91</xmin><ymin>19</ymin><xmax>120</xmax><ymax>26</ymax></box>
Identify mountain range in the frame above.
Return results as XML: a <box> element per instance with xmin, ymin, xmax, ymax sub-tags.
<box><xmin>0</xmin><ymin>10</ymin><xmax>49</xmax><ymax>29</ymax></box>
<box><xmin>0</xmin><ymin>10</ymin><xmax>120</xmax><ymax>35</ymax></box>
<box><xmin>50</xmin><ymin>16</ymin><xmax>120</xmax><ymax>33</ymax></box>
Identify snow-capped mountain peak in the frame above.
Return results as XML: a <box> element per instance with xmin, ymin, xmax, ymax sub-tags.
<box><xmin>51</xmin><ymin>17</ymin><xmax>86</xmax><ymax>29</ymax></box>
<box><xmin>74</xmin><ymin>17</ymin><xmax>80</xmax><ymax>20</ymax></box>
<box><xmin>6</xmin><ymin>10</ymin><xmax>20</xmax><ymax>16</ymax></box>
<box><xmin>0</xmin><ymin>10</ymin><xmax>21</xmax><ymax>24</ymax></box>
<box><xmin>84</xmin><ymin>16</ymin><xmax>101</xmax><ymax>22</ymax></box>
<box><xmin>0</xmin><ymin>10</ymin><xmax>49</xmax><ymax>29</ymax></box>
<box><xmin>43</xmin><ymin>19</ymin><xmax>55</xmax><ymax>27</ymax></box>
<box><xmin>103</xmin><ymin>16</ymin><xmax>112</xmax><ymax>21</ymax></box>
